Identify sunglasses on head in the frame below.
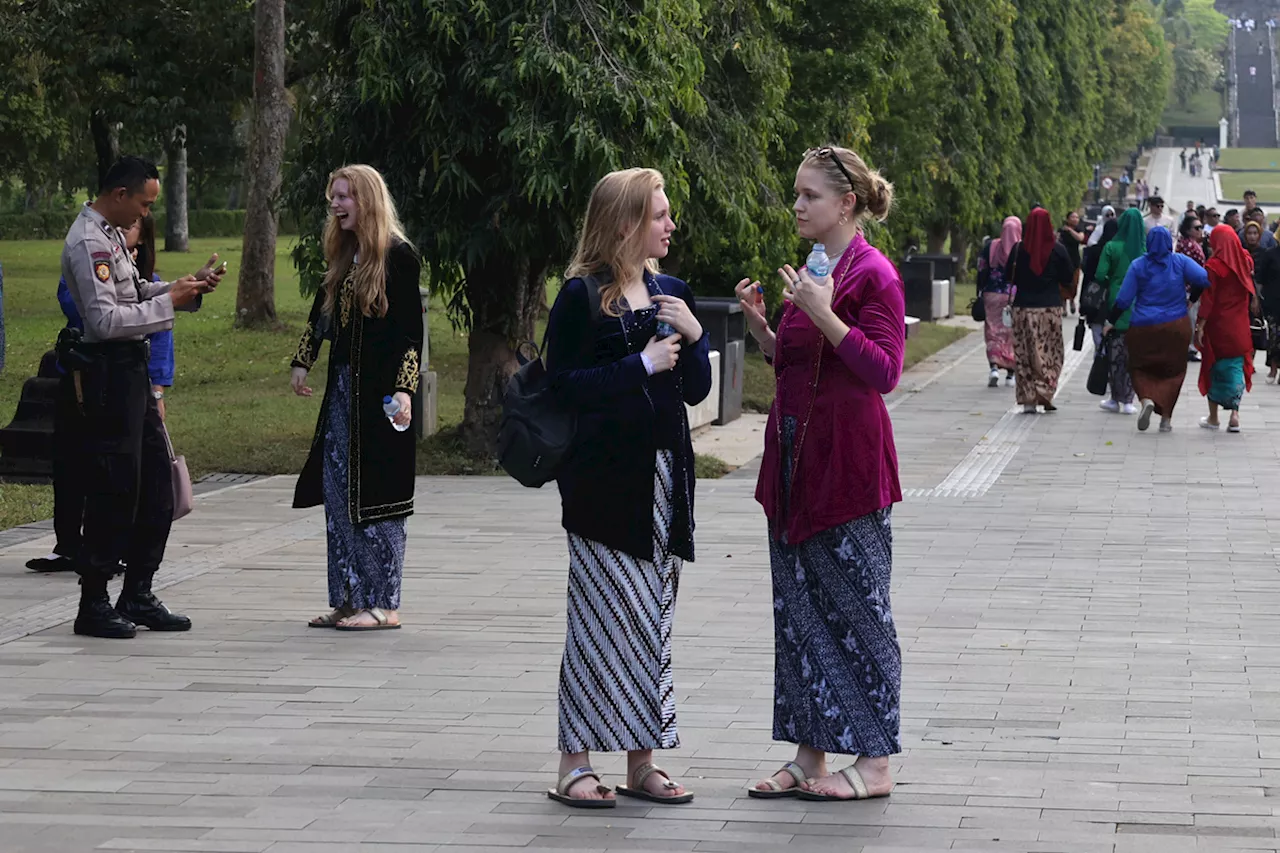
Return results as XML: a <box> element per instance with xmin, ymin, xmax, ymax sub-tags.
<box><xmin>806</xmin><ymin>147</ymin><xmax>857</xmax><ymax>192</ymax></box>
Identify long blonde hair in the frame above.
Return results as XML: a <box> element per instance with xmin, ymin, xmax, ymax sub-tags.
<box><xmin>321</xmin><ymin>164</ymin><xmax>411</xmax><ymax>319</ymax></box>
<box><xmin>565</xmin><ymin>168</ymin><xmax>664</xmax><ymax>316</ymax></box>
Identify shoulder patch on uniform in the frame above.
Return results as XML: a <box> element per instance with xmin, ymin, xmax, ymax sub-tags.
<box><xmin>90</xmin><ymin>251</ymin><xmax>111</xmax><ymax>260</ymax></box>
<box><xmin>94</xmin><ymin>261</ymin><xmax>111</xmax><ymax>283</ymax></box>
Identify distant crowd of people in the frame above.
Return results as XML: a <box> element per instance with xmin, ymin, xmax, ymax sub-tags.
<box><xmin>976</xmin><ymin>187</ymin><xmax>1277</xmax><ymax>433</ymax></box>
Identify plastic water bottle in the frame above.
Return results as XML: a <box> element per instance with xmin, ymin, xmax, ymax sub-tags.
<box><xmin>806</xmin><ymin>243</ymin><xmax>831</xmax><ymax>277</ymax></box>
<box><xmin>382</xmin><ymin>395</ymin><xmax>409</xmax><ymax>432</ymax></box>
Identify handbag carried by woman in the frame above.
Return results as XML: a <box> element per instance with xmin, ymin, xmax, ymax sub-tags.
<box><xmin>970</xmin><ymin>294</ymin><xmax>986</xmax><ymax>322</ymax></box>
<box><xmin>1087</xmin><ymin>333</ymin><xmax>1111</xmax><ymax>396</ymax></box>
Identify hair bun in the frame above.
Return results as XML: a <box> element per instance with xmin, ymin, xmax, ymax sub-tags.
<box><xmin>867</xmin><ymin>173</ymin><xmax>894</xmax><ymax>221</ymax></box>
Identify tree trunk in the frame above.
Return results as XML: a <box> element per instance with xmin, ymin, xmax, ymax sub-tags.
<box><xmin>236</xmin><ymin>0</ymin><xmax>288</xmax><ymax>329</ymax></box>
<box><xmin>164</xmin><ymin>125</ymin><xmax>190</xmax><ymax>252</ymax></box>
<box><xmin>949</xmin><ymin>226</ymin><xmax>970</xmax><ymax>283</ymax></box>
<box><xmin>89</xmin><ymin>109</ymin><xmax>119</xmax><ymax>191</ymax></box>
<box><xmin>459</xmin><ymin>255</ymin><xmax>546</xmax><ymax>456</ymax></box>
<box><xmin>926</xmin><ymin>222</ymin><xmax>949</xmax><ymax>255</ymax></box>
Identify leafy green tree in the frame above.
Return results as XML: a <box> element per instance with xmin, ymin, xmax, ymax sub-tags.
<box><xmin>287</xmin><ymin>0</ymin><xmax>797</xmax><ymax>454</ymax></box>
<box><xmin>663</xmin><ymin>0</ymin><xmax>796</xmax><ymax>297</ymax></box>
<box><xmin>5</xmin><ymin>0</ymin><xmax>251</xmax><ymax>235</ymax></box>
<box><xmin>1159</xmin><ymin>0</ymin><xmax>1225</xmax><ymax>112</ymax></box>
<box><xmin>1180</xmin><ymin>0</ymin><xmax>1229</xmax><ymax>53</ymax></box>
<box><xmin>1098</xmin><ymin>0</ymin><xmax>1172</xmax><ymax>155</ymax></box>
<box><xmin>782</xmin><ymin>0</ymin><xmax>946</xmax><ymax>257</ymax></box>
<box><xmin>908</xmin><ymin>0</ymin><xmax>1021</xmax><ymax>254</ymax></box>
<box><xmin>1003</xmin><ymin>1</ymin><xmax>1106</xmax><ymax>219</ymax></box>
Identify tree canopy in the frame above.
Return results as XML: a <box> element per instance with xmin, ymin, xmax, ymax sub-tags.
<box><xmin>282</xmin><ymin>0</ymin><xmax>1172</xmax><ymax>453</ymax></box>
<box><xmin>1</xmin><ymin>0</ymin><xmax>1173</xmax><ymax>454</ymax></box>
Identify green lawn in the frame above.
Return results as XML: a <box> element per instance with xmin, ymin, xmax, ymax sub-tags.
<box><xmin>1</xmin><ymin>237</ymin><xmax>969</xmax><ymax>531</ymax></box>
<box><xmin>1219</xmin><ymin>172</ymin><xmax>1280</xmax><ymax>202</ymax></box>
<box><xmin>0</xmin><ymin>236</ymin><xmax>485</xmax><ymax>530</ymax></box>
<box><xmin>1216</xmin><ymin>148</ymin><xmax>1280</xmax><ymax>171</ymax></box>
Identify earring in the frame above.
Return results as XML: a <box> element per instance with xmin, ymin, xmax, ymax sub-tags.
<box><xmin>839</xmin><ymin>214</ymin><xmax>848</xmax><ymax>225</ymax></box>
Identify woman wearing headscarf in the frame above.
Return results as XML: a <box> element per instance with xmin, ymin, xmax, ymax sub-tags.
<box><xmin>1177</xmin><ymin>215</ymin><xmax>1208</xmax><ymax>365</ymax></box>
<box><xmin>1243</xmin><ymin>221</ymin><xmax>1265</xmax><ymax>261</ymax></box>
<box><xmin>977</xmin><ymin>216</ymin><xmax>1019</xmax><ymax>387</ymax></box>
<box><xmin>1005</xmin><ymin>208</ymin><xmax>1073</xmax><ymax>413</ymax></box>
<box><xmin>1104</xmin><ymin>227</ymin><xmax>1210</xmax><ymax>433</ymax></box>
<box><xmin>1087</xmin><ymin>206</ymin><xmax>1117</xmax><ymax>246</ymax></box>
<box><xmin>1094</xmin><ymin>208</ymin><xmax>1147</xmax><ymax>415</ymax></box>
<box><xmin>1197</xmin><ymin>226</ymin><xmax>1256</xmax><ymax>432</ymax></box>
<box><xmin>1081</xmin><ymin>218</ymin><xmax>1119</xmax><ymax>350</ymax></box>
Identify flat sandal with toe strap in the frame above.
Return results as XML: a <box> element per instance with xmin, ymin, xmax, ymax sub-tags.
<box><xmin>797</xmin><ymin>758</ymin><xmax>891</xmax><ymax>803</ymax></box>
<box><xmin>747</xmin><ymin>760</ymin><xmax>810</xmax><ymax>799</ymax></box>
<box><xmin>614</xmin><ymin>763</ymin><xmax>694</xmax><ymax>805</ymax></box>
<box><xmin>547</xmin><ymin>766</ymin><xmax>615</xmax><ymax>809</ymax></box>
<box><xmin>334</xmin><ymin>607</ymin><xmax>401</xmax><ymax>631</ymax></box>
<box><xmin>308</xmin><ymin>607</ymin><xmax>355</xmax><ymax>628</ymax></box>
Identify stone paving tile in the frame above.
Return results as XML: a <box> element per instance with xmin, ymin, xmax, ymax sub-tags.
<box><xmin>2</xmin><ymin>322</ymin><xmax>1279</xmax><ymax>850</ymax></box>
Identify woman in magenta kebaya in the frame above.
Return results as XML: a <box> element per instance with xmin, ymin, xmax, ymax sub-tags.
<box><xmin>736</xmin><ymin>146</ymin><xmax>904</xmax><ymax>803</ymax></box>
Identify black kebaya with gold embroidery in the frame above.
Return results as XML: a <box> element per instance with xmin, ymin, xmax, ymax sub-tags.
<box><xmin>292</xmin><ymin>240</ymin><xmax>423</xmax><ymax>523</ymax></box>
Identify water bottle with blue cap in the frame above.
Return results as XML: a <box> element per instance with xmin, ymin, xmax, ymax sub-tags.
<box><xmin>806</xmin><ymin>243</ymin><xmax>831</xmax><ymax>278</ymax></box>
<box><xmin>382</xmin><ymin>395</ymin><xmax>409</xmax><ymax>432</ymax></box>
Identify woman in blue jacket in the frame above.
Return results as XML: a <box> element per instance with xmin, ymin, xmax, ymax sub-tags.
<box><xmin>542</xmin><ymin>168</ymin><xmax>712</xmax><ymax>809</ymax></box>
<box><xmin>1103</xmin><ymin>226</ymin><xmax>1210</xmax><ymax>433</ymax></box>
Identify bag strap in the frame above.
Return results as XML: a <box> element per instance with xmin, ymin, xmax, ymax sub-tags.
<box><xmin>530</xmin><ymin>274</ymin><xmax>603</xmax><ymax>368</ymax></box>
<box><xmin>1009</xmin><ymin>245</ymin><xmax>1020</xmax><ymax>301</ymax></box>
<box><xmin>160</xmin><ymin>422</ymin><xmax>178</xmax><ymax>463</ymax></box>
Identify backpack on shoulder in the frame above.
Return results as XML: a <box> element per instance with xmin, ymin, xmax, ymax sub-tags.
<box><xmin>496</xmin><ymin>276</ymin><xmax>602</xmax><ymax>488</ymax></box>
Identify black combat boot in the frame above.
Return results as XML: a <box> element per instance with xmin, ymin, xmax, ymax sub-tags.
<box><xmin>116</xmin><ymin>572</ymin><xmax>192</xmax><ymax>632</ymax></box>
<box><xmin>74</xmin><ymin>577</ymin><xmax>137</xmax><ymax>639</ymax></box>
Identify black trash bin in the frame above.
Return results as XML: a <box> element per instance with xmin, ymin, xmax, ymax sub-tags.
<box><xmin>0</xmin><ymin>350</ymin><xmax>59</xmax><ymax>484</ymax></box>
<box><xmin>915</xmin><ymin>253</ymin><xmax>959</xmax><ymax>282</ymax></box>
<box><xmin>693</xmin><ymin>297</ymin><xmax>744</xmax><ymax>425</ymax></box>
<box><xmin>900</xmin><ymin>257</ymin><xmax>935</xmax><ymax>320</ymax></box>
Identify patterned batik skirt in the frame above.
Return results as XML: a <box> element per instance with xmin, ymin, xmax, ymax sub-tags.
<box><xmin>557</xmin><ymin>449</ymin><xmax>682</xmax><ymax>754</ymax></box>
<box><xmin>1208</xmin><ymin>356</ymin><xmax>1247</xmax><ymax>410</ymax></box>
<box><xmin>322</xmin><ymin>366</ymin><xmax>406</xmax><ymax>610</ymax></box>
<box><xmin>982</xmin><ymin>292</ymin><xmax>1015</xmax><ymax>370</ymax></box>
<box><xmin>769</xmin><ymin>416</ymin><xmax>902</xmax><ymax>758</ymax></box>
<box><xmin>1011</xmin><ymin>306</ymin><xmax>1065</xmax><ymax>406</ymax></box>
<box><xmin>1108</xmin><ymin>334</ymin><xmax>1135</xmax><ymax>404</ymax></box>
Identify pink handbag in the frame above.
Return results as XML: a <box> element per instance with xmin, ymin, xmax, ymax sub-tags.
<box><xmin>162</xmin><ymin>424</ymin><xmax>194</xmax><ymax>520</ymax></box>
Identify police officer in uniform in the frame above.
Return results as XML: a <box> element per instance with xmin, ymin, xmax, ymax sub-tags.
<box><xmin>60</xmin><ymin>156</ymin><xmax>223</xmax><ymax>639</ymax></box>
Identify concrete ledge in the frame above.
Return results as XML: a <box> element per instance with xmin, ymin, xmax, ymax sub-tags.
<box><xmin>905</xmin><ymin>316</ymin><xmax>921</xmax><ymax>338</ymax></box>
<box><xmin>687</xmin><ymin>350</ymin><xmax>720</xmax><ymax>430</ymax></box>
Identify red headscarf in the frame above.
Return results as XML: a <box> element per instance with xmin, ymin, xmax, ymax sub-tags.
<box><xmin>1023</xmin><ymin>208</ymin><xmax>1055</xmax><ymax>276</ymax></box>
<box><xmin>1206</xmin><ymin>224</ymin><xmax>1256</xmax><ymax>296</ymax></box>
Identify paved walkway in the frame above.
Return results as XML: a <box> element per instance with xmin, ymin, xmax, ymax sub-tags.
<box><xmin>1145</xmin><ymin>148</ymin><xmax>1220</xmax><ymax>210</ymax></box>
<box><xmin>1</xmin><ymin>323</ymin><xmax>1278</xmax><ymax>853</ymax></box>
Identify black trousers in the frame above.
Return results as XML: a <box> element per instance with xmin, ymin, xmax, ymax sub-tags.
<box><xmin>72</xmin><ymin>347</ymin><xmax>173</xmax><ymax>581</ymax></box>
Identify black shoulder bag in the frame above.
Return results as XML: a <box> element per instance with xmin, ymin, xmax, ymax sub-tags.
<box><xmin>497</xmin><ymin>276</ymin><xmax>602</xmax><ymax>488</ymax></box>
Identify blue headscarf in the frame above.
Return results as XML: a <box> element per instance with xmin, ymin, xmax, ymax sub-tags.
<box><xmin>1145</xmin><ymin>226</ymin><xmax>1173</xmax><ymax>270</ymax></box>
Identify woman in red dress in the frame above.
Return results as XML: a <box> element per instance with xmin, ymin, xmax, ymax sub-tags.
<box><xmin>1197</xmin><ymin>225</ymin><xmax>1257</xmax><ymax>433</ymax></box>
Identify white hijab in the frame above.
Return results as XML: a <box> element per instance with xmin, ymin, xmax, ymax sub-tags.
<box><xmin>1087</xmin><ymin>206</ymin><xmax>1116</xmax><ymax>245</ymax></box>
